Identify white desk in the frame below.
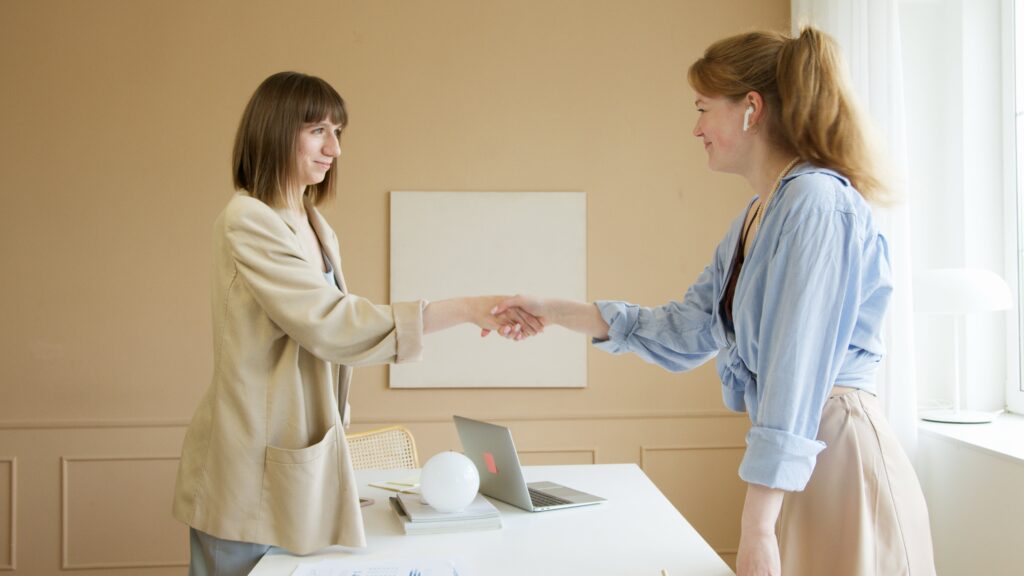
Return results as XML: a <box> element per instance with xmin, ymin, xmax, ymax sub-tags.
<box><xmin>250</xmin><ymin>463</ymin><xmax>734</xmax><ymax>576</ymax></box>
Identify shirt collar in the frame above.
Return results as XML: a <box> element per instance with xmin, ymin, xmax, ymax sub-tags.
<box><xmin>781</xmin><ymin>162</ymin><xmax>851</xmax><ymax>188</ymax></box>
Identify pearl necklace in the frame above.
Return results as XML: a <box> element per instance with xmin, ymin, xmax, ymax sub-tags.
<box><xmin>751</xmin><ymin>157</ymin><xmax>800</xmax><ymax>240</ymax></box>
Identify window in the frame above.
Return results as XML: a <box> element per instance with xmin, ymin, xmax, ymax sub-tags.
<box><xmin>901</xmin><ymin>0</ymin><xmax>1014</xmax><ymax>415</ymax></box>
<box><xmin>1010</xmin><ymin>0</ymin><xmax>1024</xmax><ymax>413</ymax></box>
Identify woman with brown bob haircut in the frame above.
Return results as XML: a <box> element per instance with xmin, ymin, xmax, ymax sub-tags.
<box><xmin>494</xmin><ymin>28</ymin><xmax>936</xmax><ymax>576</ymax></box>
<box><xmin>172</xmin><ymin>71</ymin><xmax>540</xmax><ymax>575</ymax></box>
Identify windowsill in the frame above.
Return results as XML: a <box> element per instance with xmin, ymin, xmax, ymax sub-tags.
<box><xmin>918</xmin><ymin>412</ymin><xmax>1024</xmax><ymax>464</ymax></box>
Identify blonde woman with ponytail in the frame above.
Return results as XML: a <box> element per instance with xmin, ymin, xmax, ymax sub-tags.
<box><xmin>493</xmin><ymin>28</ymin><xmax>935</xmax><ymax>576</ymax></box>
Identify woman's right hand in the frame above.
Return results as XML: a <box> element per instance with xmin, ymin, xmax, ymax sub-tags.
<box><xmin>736</xmin><ymin>528</ymin><xmax>781</xmax><ymax>576</ymax></box>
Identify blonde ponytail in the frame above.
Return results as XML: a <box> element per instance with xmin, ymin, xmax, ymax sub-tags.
<box><xmin>776</xmin><ymin>28</ymin><xmax>884</xmax><ymax>201</ymax></box>
<box><xmin>688</xmin><ymin>27</ymin><xmax>887</xmax><ymax>202</ymax></box>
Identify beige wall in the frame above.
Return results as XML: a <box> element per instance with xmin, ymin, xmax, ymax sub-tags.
<box><xmin>0</xmin><ymin>1</ymin><xmax>787</xmax><ymax>573</ymax></box>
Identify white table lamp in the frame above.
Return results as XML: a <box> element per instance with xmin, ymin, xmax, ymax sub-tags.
<box><xmin>915</xmin><ymin>268</ymin><xmax>1013</xmax><ymax>423</ymax></box>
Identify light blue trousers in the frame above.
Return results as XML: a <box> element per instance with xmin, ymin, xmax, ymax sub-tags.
<box><xmin>189</xmin><ymin>527</ymin><xmax>272</xmax><ymax>576</ymax></box>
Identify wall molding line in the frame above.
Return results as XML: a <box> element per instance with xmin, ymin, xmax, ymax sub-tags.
<box><xmin>356</xmin><ymin>410</ymin><xmax>746</xmax><ymax>425</ymax></box>
<box><xmin>0</xmin><ymin>419</ymin><xmax>190</xmax><ymax>430</ymax></box>
<box><xmin>518</xmin><ymin>447</ymin><xmax>598</xmax><ymax>465</ymax></box>
<box><xmin>0</xmin><ymin>410</ymin><xmax>745</xmax><ymax>431</ymax></box>
<box><xmin>0</xmin><ymin>458</ymin><xmax>15</xmax><ymax>571</ymax></box>
<box><xmin>61</xmin><ymin>455</ymin><xmax>186</xmax><ymax>570</ymax></box>
<box><xmin>714</xmin><ymin>547</ymin><xmax>739</xmax><ymax>556</ymax></box>
<box><xmin>638</xmin><ymin>444</ymin><xmax>746</xmax><ymax>471</ymax></box>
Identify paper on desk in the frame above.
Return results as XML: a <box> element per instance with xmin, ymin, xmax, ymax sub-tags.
<box><xmin>368</xmin><ymin>475</ymin><xmax>421</xmax><ymax>494</ymax></box>
<box><xmin>290</xmin><ymin>558</ymin><xmax>458</xmax><ymax>576</ymax></box>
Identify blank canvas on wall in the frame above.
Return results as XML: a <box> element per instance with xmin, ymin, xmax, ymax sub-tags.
<box><xmin>389</xmin><ymin>191</ymin><xmax>587</xmax><ymax>388</ymax></box>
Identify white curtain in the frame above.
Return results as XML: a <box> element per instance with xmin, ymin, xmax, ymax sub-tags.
<box><xmin>791</xmin><ymin>0</ymin><xmax>919</xmax><ymax>455</ymax></box>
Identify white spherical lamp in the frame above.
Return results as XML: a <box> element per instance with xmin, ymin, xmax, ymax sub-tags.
<box><xmin>419</xmin><ymin>451</ymin><xmax>480</xmax><ymax>513</ymax></box>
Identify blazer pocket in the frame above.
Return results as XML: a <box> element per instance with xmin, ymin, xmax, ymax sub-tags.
<box><xmin>265</xmin><ymin>425</ymin><xmax>338</xmax><ymax>464</ymax></box>
<box><xmin>260</xmin><ymin>425</ymin><xmax>342</xmax><ymax>549</ymax></box>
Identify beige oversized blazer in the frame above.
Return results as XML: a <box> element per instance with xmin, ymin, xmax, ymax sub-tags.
<box><xmin>172</xmin><ymin>193</ymin><xmax>424</xmax><ymax>554</ymax></box>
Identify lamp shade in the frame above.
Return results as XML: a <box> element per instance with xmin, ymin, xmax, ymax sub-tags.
<box><xmin>914</xmin><ymin>268</ymin><xmax>1013</xmax><ymax>315</ymax></box>
<box><xmin>420</xmin><ymin>451</ymin><xmax>480</xmax><ymax>513</ymax></box>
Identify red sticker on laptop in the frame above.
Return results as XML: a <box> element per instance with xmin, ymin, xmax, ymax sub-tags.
<box><xmin>483</xmin><ymin>451</ymin><xmax>499</xmax><ymax>474</ymax></box>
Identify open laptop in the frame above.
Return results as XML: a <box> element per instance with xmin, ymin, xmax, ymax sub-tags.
<box><xmin>453</xmin><ymin>415</ymin><xmax>605</xmax><ymax>512</ymax></box>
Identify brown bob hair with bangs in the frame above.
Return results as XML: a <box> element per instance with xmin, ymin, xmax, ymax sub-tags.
<box><xmin>232</xmin><ymin>71</ymin><xmax>348</xmax><ymax>207</ymax></box>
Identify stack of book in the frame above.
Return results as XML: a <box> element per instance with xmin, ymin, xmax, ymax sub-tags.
<box><xmin>390</xmin><ymin>492</ymin><xmax>502</xmax><ymax>535</ymax></box>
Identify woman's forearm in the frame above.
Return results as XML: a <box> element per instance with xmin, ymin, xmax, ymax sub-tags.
<box><xmin>422</xmin><ymin>298</ymin><xmax>470</xmax><ymax>334</ymax></box>
<box><xmin>736</xmin><ymin>483</ymin><xmax>785</xmax><ymax>576</ymax></box>
<box><xmin>741</xmin><ymin>482</ymin><xmax>785</xmax><ymax>535</ymax></box>
<box><xmin>546</xmin><ymin>299</ymin><xmax>610</xmax><ymax>340</ymax></box>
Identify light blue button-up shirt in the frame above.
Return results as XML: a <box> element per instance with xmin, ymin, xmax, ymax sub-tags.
<box><xmin>594</xmin><ymin>164</ymin><xmax>892</xmax><ymax>491</ymax></box>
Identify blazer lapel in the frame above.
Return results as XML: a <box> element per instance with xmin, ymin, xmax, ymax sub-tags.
<box><xmin>271</xmin><ymin>202</ymin><xmax>302</xmax><ymax>236</ymax></box>
<box><xmin>303</xmin><ymin>198</ymin><xmax>353</xmax><ymax>425</ymax></box>
<box><xmin>304</xmin><ymin>197</ymin><xmax>348</xmax><ymax>293</ymax></box>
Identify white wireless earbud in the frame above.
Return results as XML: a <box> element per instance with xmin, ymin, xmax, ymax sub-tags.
<box><xmin>742</xmin><ymin>106</ymin><xmax>754</xmax><ymax>132</ymax></box>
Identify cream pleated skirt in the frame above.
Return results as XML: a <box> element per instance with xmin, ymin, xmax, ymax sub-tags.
<box><xmin>777</xmin><ymin>389</ymin><xmax>937</xmax><ymax>576</ymax></box>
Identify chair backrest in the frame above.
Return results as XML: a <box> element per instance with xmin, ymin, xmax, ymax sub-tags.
<box><xmin>346</xmin><ymin>425</ymin><xmax>419</xmax><ymax>470</ymax></box>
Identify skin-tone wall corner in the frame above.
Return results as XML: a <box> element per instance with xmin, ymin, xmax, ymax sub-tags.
<box><xmin>0</xmin><ymin>1</ymin><xmax>787</xmax><ymax>573</ymax></box>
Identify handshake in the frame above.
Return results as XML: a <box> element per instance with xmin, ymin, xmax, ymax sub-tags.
<box><xmin>479</xmin><ymin>295</ymin><xmax>547</xmax><ymax>341</ymax></box>
<box><xmin>426</xmin><ymin>295</ymin><xmax>607</xmax><ymax>341</ymax></box>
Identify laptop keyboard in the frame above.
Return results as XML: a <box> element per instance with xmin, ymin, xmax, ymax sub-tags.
<box><xmin>528</xmin><ymin>487</ymin><xmax>572</xmax><ymax>508</ymax></box>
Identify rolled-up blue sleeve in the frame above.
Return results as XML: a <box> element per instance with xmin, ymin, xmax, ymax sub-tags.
<box><xmin>738</xmin><ymin>200</ymin><xmax>862</xmax><ymax>491</ymax></box>
<box><xmin>592</xmin><ymin>263</ymin><xmax>722</xmax><ymax>372</ymax></box>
